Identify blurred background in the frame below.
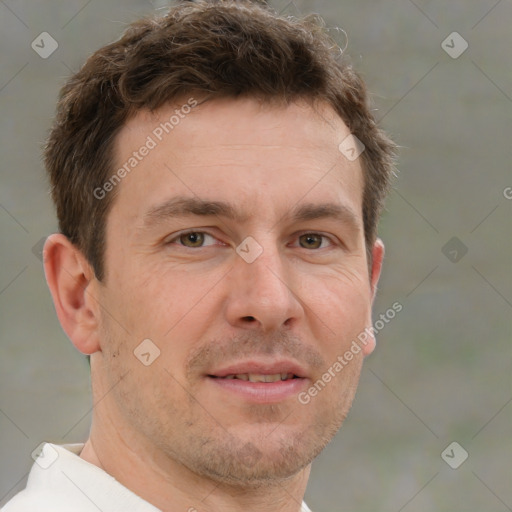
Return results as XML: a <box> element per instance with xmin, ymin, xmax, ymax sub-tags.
<box><xmin>0</xmin><ymin>0</ymin><xmax>511</xmax><ymax>510</ymax></box>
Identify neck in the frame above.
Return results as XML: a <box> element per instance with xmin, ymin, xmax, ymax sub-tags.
<box><xmin>80</xmin><ymin>397</ymin><xmax>310</xmax><ymax>512</ymax></box>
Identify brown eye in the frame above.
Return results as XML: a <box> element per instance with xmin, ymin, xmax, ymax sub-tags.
<box><xmin>179</xmin><ymin>232</ymin><xmax>205</xmax><ymax>247</ymax></box>
<box><xmin>299</xmin><ymin>234</ymin><xmax>324</xmax><ymax>249</ymax></box>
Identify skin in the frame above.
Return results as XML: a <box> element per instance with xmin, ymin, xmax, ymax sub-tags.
<box><xmin>44</xmin><ymin>97</ymin><xmax>384</xmax><ymax>512</ymax></box>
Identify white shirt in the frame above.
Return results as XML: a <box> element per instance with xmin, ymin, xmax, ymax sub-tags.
<box><xmin>2</xmin><ymin>443</ymin><xmax>313</xmax><ymax>512</ymax></box>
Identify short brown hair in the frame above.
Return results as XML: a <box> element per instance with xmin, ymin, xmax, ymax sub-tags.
<box><xmin>45</xmin><ymin>0</ymin><xmax>396</xmax><ymax>281</ymax></box>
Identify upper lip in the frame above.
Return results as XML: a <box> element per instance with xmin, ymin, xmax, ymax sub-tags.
<box><xmin>208</xmin><ymin>359</ymin><xmax>308</xmax><ymax>379</ymax></box>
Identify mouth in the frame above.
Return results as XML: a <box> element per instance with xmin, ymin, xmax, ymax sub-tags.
<box><xmin>209</xmin><ymin>372</ymin><xmax>298</xmax><ymax>382</ymax></box>
<box><xmin>206</xmin><ymin>361</ymin><xmax>308</xmax><ymax>403</ymax></box>
<box><xmin>208</xmin><ymin>360</ymin><xmax>307</xmax><ymax>379</ymax></box>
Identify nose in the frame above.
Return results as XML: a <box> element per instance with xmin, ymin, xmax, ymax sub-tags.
<box><xmin>223</xmin><ymin>242</ymin><xmax>304</xmax><ymax>332</ymax></box>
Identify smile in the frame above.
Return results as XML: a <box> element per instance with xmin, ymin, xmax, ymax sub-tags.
<box><xmin>213</xmin><ymin>373</ymin><xmax>297</xmax><ymax>382</ymax></box>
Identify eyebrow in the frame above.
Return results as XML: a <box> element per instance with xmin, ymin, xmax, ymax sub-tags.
<box><xmin>142</xmin><ymin>196</ymin><xmax>360</xmax><ymax>231</ymax></box>
<box><xmin>289</xmin><ymin>202</ymin><xmax>360</xmax><ymax>230</ymax></box>
<box><xmin>143</xmin><ymin>196</ymin><xmax>250</xmax><ymax>225</ymax></box>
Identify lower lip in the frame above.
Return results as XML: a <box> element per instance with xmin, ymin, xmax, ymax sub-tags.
<box><xmin>207</xmin><ymin>376</ymin><xmax>307</xmax><ymax>404</ymax></box>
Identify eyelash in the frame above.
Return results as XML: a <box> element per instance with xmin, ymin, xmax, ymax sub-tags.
<box><xmin>166</xmin><ymin>230</ymin><xmax>336</xmax><ymax>250</ymax></box>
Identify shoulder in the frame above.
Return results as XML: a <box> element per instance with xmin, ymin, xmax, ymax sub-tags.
<box><xmin>2</xmin><ymin>443</ymin><xmax>160</xmax><ymax>512</ymax></box>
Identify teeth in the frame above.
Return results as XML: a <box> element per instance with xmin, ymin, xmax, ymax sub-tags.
<box><xmin>224</xmin><ymin>373</ymin><xmax>295</xmax><ymax>382</ymax></box>
<box><xmin>248</xmin><ymin>373</ymin><xmax>281</xmax><ymax>383</ymax></box>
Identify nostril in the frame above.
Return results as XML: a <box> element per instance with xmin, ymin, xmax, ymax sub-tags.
<box><xmin>242</xmin><ymin>316</ymin><xmax>256</xmax><ymax>322</ymax></box>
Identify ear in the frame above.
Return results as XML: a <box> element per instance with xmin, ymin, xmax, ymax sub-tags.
<box><xmin>370</xmin><ymin>238</ymin><xmax>385</xmax><ymax>303</ymax></box>
<box><xmin>43</xmin><ymin>234</ymin><xmax>101</xmax><ymax>355</ymax></box>
<box><xmin>361</xmin><ymin>238</ymin><xmax>385</xmax><ymax>356</ymax></box>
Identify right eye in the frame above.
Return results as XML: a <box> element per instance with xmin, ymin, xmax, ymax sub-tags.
<box><xmin>166</xmin><ymin>231</ymin><xmax>219</xmax><ymax>248</ymax></box>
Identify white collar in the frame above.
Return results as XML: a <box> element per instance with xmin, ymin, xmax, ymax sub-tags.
<box><xmin>6</xmin><ymin>443</ymin><xmax>312</xmax><ymax>512</ymax></box>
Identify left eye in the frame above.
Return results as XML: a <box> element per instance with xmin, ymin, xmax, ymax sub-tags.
<box><xmin>297</xmin><ymin>233</ymin><xmax>332</xmax><ymax>249</ymax></box>
<box><xmin>171</xmin><ymin>231</ymin><xmax>218</xmax><ymax>248</ymax></box>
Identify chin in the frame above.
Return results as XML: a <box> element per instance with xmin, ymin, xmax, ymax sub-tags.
<box><xmin>200</xmin><ymin>451</ymin><xmax>312</xmax><ymax>488</ymax></box>
<box><xmin>187</xmin><ymin>421</ymin><xmax>337</xmax><ymax>488</ymax></box>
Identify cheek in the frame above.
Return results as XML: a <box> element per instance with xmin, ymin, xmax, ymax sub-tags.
<box><xmin>105</xmin><ymin>257</ymin><xmax>188</xmax><ymax>329</ymax></box>
<box><xmin>300</xmin><ymin>269</ymin><xmax>371</xmax><ymax>327</ymax></box>
<box><xmin>297</xmin><ymin>273</ymin><xmax>372</xmax><ymax>366</ymax></box>
<box><xmin>103</xmin><ymin>265</ymin><xmax>224</xmax><ymax>369</ymax></box>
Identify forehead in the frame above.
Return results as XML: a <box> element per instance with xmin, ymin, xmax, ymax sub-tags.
<box><xmin>110</xmin><ymin>97</ymin><xmax>364</xmax><ymax>226</ymax></box>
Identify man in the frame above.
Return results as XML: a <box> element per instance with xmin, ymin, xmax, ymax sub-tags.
<box><xmin>3</xmin><ymin>0</ymin><xmax>395</xmax><ymax>510</ymax></box>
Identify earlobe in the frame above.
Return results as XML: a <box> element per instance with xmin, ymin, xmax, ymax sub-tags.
<box><xmin>43</xmin><ymin>234</ymin><xmax>101</xmax><ymax>355</ymax></box>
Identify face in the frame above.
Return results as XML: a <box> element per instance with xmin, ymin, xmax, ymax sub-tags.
<box><xmin>93</xmin><ymin>97</ymin><xmax>381</xmax><ymax>486</ymax></box>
